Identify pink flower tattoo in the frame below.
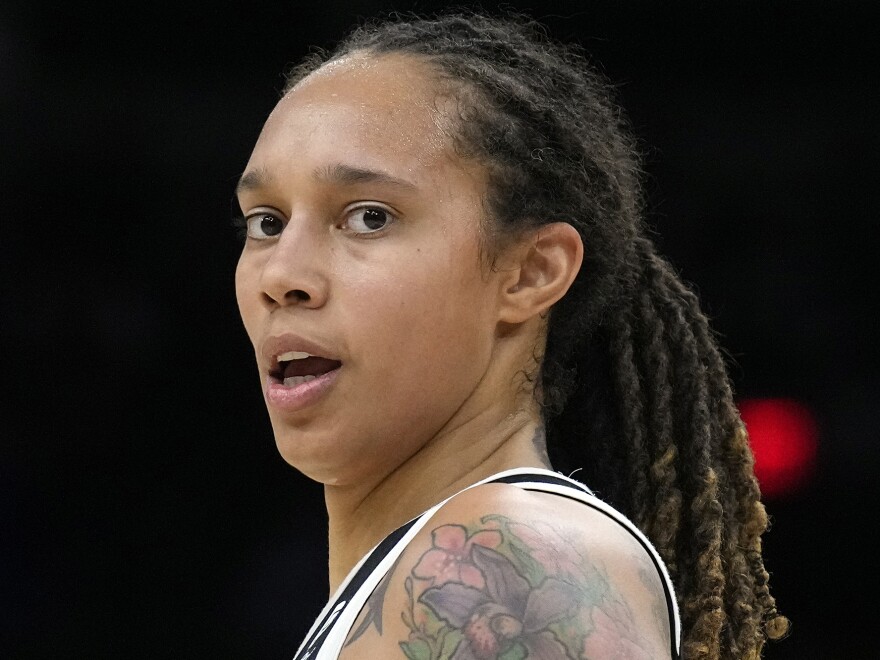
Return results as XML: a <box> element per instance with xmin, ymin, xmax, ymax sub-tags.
<box><xmin>413</xmin><ymin>524</ymin><xmax>502</xmax><ymax>589</ymax></box>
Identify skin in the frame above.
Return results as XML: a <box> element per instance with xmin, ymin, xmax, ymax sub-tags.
<box><xmin>340</xmin><ymin>486</ymin><xmax>671</xmax><ymax>660</ymax></box>
<box><xmin>236</xmin><ymin>53</ymin><xmax>669</xmax><ymax>657</ymax></box>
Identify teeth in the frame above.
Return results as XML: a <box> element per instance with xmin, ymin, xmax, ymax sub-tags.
<box><xmin>283</xmin><ymin>375</ymin><xmax>317</xmax><ymax>386</ymax></box>
<box><xmin>278</xmin><ymin>351</ymin><xmax>312</xmax><ymax>362</ymax></box>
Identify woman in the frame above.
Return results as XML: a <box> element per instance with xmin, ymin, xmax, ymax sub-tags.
<box><xmin>234</xmin><ymin>12</ymin><xmax>787</xmax><ymax>660</ymax></box>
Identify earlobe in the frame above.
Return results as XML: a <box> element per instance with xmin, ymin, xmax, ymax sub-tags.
<box><xmin>498</xmin><ymin>222</ymin><xmax>584</xmax><ymax>324</ymax></box>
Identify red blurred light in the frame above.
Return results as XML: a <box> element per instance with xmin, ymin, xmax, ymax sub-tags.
<box><xmin>738</xmin><ymin>398</ymin><xmax>818</xmax><ymax>498</ymax></box>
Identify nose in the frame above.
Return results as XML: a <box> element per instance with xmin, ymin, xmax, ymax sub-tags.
<box><xmin>258</xmin><ymin>221</ymin><xmax>329</xmax><ymax>310</ymax></box>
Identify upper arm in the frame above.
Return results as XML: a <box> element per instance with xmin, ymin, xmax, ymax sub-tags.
<box><xmin>340</xmin><ymin>484</ymin><xmax>672</xmax><ymax>660</ymax></box>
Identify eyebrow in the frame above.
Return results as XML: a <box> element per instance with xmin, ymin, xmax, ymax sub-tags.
<box><xmin>235</xmin><ymin>168</ymin><xmax>272</xmax><ymax>196</ymax></box>
<box><xmin>235</xmin><ymin>163</ymin><xmax>417</xmax><ymax>197</ymax></box>
<box><xmin>313</xmin><ymin>164</ymin><xmax>418</xmax><ymax>190</ymax></box>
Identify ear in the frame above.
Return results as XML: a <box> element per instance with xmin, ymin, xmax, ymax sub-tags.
<box><xmin>497</xmin><ymin>222</ymin><xmax>584</xmax><ymax>325</ymax></box>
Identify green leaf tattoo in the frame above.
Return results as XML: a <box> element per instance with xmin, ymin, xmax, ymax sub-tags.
<box><xmin>399</xmin><ymin>639</ymin><xmax>431</xmax><ymax>660</ymax></box>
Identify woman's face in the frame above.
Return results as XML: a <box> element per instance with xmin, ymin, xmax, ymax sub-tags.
<box><xmin>235</xmin><ymin>54</ymin><xmax>511</xmax><ymax>485</ymax></box>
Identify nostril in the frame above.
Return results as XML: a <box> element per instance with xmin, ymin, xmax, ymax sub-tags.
<box><xmin>261</xmin><ymin>289</ymin><xmax>312</xmax><ymax>306</ymax></box>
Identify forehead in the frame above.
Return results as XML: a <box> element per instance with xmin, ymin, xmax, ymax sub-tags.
<box><xmin>247</xmin><ymin>53</ymin><xmax>459</xmax><ymax>174</ymax></box>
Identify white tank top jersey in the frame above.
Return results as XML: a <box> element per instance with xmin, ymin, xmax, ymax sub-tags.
<box><xmin>292</xmin><ymin>468</ymin><xmax>682</xmax><ymax>660</ymax></box>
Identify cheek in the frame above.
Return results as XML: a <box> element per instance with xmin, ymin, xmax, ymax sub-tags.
<box><xmin>342</xmin><ymin>247</ymin><xmax>492</xmax><ymax>381</ymax></box>
<box><xmin>234</xmin><ymin>252</ymin><xmax>262</xmax><ymax>340</ymax></box>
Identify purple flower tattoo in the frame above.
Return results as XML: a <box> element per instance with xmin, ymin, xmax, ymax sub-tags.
<box><xmin>419</xmin><ymin>545</ymin><xmax>579</xmax><ymax>659</ymax></box>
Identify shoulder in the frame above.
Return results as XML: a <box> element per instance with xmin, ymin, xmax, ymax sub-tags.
<box><xmin>340</xmin><ymin>481</ymin><xmax>673</xmax><ymax>660</ymax></box>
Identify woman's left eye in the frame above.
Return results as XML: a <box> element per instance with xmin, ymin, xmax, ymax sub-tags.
<box><xmin>344</xmin><ymin>207</ymin><xmax>395</xmax><ymax>234</ymax></box>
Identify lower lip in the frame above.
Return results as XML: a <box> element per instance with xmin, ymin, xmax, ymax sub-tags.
<box><xmin>264</xmin><ymin>368</ymin><xmax>340</xmax><ymax>413</ymax></box>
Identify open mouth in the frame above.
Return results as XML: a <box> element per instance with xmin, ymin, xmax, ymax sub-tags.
<box><xmin>270</xmin><ymin>350</ymin><xmax>343</xmax><ymax>386</ymax></box>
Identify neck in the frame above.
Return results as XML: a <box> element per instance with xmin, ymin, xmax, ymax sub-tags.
<box><xmin>323</xmin><ymin>407</ymin><xmax>548</xmax><ymax>591</ymax></box>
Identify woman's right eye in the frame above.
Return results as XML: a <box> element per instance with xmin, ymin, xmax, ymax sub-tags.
<box><xmin>246</xmin><ymin>213</ymin><xmax>284</xmax><ymax>239</ymax></box>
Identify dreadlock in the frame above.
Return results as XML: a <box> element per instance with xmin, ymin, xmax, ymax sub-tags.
<box><xmin>284</xmin><ymin>11</ymin><xmax>788</xmax><ymax>658</ymax></box>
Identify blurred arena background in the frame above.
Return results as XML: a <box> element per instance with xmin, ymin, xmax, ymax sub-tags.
<box><xmin>2</xmin><ymin>1</ymin><xmax>877</xmax><ymax>657</ymax></box>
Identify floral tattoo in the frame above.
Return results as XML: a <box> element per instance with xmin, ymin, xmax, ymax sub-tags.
<box><xmin>397</xmin><ymin>515</ymin><xmax>658</xmax><ymax>660</ymax></box>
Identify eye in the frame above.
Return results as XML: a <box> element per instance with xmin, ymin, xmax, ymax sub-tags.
<box><xmin>344</xmin><ymin>206</ymin><xmax>395</xmax><ymax>235</ymax></box>
<box><xmin>245</xmin><ymin>213</ymin><xmax>284</xmax><ymax>239</ymax></box>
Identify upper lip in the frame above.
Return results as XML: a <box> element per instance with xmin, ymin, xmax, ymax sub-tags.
<box><xmin>261</xmin><ymin>333</ymin><xmax>343</xmax><ymax>374</ymax></box>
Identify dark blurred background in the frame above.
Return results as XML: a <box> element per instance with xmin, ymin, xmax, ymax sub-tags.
<box><xmin>2</xmin><ymin>1</ymin><xmax>877</xmax><ymax>657</ymax></box>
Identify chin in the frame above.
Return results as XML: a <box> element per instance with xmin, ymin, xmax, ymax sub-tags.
<box><xmin>272</xmin><ymin>430</ymin><xmax>372</xmax><ymax>487</ymax></box>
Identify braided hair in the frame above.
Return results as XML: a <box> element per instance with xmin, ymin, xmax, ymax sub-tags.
<box><xmin>284</xmin><ymin>12</ymin><xmax>788</xmax><ymax>659</ymax></box>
